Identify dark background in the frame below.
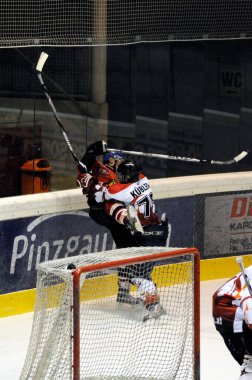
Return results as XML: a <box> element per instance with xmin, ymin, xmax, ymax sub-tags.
<box><xmin>1</xmin><ymin>40</ymin><xmax>252</xmax><ymax>196</ymax></box>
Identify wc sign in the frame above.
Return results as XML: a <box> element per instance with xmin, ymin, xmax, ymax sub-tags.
<box><xmin>220</xmin><ymin>69</ymin><xmax>242</xmax><ymax>96</ymax></box>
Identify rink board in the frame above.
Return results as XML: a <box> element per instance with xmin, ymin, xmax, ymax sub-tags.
<box><xmin>1</xmin><ymin>254</ymin><xmax>252</xmax><ymax>317</ymax></box>
<box><xmin>1</xmin><ymin>171</ymin><xmax>252</xmax><ymax>317</ymax></box>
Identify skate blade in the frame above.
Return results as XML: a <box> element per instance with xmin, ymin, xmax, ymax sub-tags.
<box><xmin>143</xmin><ymin>306</ymin><xmax>167</xmax><ymax>322</ymax></box>
<box><xmin>238</xmin><ymin>373</ymin><xmax>252</xmax><ymax>379</ymax></box>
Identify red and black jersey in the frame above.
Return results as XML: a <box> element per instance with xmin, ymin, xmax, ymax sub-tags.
<box><xmin>91</xmin><ymin>160</ymin><xmax>117</xmax><ymax>185</ymax></box>
<box><xmin>213</xmin><ymin>266</ymin><xmax>252</xmax><ymax>331</ymax></box>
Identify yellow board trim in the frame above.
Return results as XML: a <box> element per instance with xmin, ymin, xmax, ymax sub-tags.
<box><xmin>200</xmin><ymin>255</ymin><xmax>252</xmax><ymax>281</ymax></box>
<box><xmin>0</xmin><ymin>288</ymin><xmax>37</xmax><ymax>318</ymax></box>
<box><xmin>1</xmin><ymin>255</ymin><xmax>252</xmax><ymax>318</ymax></box>
<box><xmin>79</xmin><ymin>262</ymin><xmax>192</xmax><ymax>302</ymax></box>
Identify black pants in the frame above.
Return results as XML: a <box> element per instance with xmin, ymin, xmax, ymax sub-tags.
<box><xmin>215</xmin><ymin>321</ymin><xmax>252</xmax><ymax>365</ymax></box>
<box><xmin>118</xmin><ymin>220</ymin><xmax>169</xmax><ymax>281</ymax></box>
<box><xmin>89</xmin><ymin>206</ymin><xmax>138</xmax><ymax>248</ymax></box>
<box><xmin>89</xmin><ymin>205</ymin><xmax>169</xmax><ymax>282</ymax></box>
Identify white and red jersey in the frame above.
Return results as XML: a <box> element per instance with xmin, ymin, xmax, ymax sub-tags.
<box><xmin>103</xmin><ymin>174</ymin><xmax>160</xmax><ymax>226</ymax></box>
<box><xmin>213</xmin><ymin>265</ymin><xmax>252</xmax><ymax>332</ymax></box>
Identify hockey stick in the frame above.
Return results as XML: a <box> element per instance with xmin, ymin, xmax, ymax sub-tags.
<box><xmin>236</xmin><ymin>257</ymin><xmax>252</xmax><ymax>299</ymax></box>
<box><xmin>107</xmin><ymin>148</ymin><xmax>248</xmax><ymax>165</ymax></box>
<box><xmin>17</xmin><ymin>48</ymin><xmax>91</xmax><ymax>117</ymax></box>
<box><xmin>36</xmin><ymin>52</ymin><xmax>87</xmax><ymax>173</ymax></box>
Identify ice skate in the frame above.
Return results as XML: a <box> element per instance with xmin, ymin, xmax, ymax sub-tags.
<box><xmin>142</xmin><ymin>292</ymin><xmax>166</xmax><ymax>322</ymax></box>
<box><xmin>126</xmin><ymin>205</ymin><xmax>144</xmax><ymax>235</ymax></box>
<box><xmin>143</xmin><ymin>302</ymin><xmax>167</xmax><ymax>322</ymax></box>
<box><xmin>116</xmin><ymin>288</ymin><xmax>140</xmax><ymax>305</ymax></box>
<box><xmin>239</xmin><ymin>355</ymin><xmax>252</xmax><ymax>379</ymax></box>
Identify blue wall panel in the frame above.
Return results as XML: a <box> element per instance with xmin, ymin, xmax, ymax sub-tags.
<box><xmin>0</xmin><ymin>197</ymin><xmax>194</xmax><ymax>294</ymax></box>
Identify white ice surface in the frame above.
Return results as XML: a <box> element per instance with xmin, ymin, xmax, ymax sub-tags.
<box><xmin>0</xmin><ymin>279</ymin><xmax>241</xmax><ymax>380</ymax></box>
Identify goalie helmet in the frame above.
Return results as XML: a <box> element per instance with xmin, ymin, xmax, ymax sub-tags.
<box><xmin>116</xmin><ymin>160</ymin><xmax>143</xmax><ymax>183</ymax></box>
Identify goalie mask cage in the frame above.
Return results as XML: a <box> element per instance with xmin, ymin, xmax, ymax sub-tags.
<box><xmin>19</xmin><ymin>246</ymin><xmax>200</xmax><ymax>380</ymax></box>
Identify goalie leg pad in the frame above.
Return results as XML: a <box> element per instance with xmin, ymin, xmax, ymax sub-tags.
<box><xmin>116</xmin><ymin>278</ymin><xmax>140</xmax><ymax>305</ymax></box>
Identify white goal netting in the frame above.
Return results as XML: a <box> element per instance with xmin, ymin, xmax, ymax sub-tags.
<box><xmin>1</xmin><ymin>0</ymin><xmax>252</xmax><ymax>47</ymax></box>
<box><xmin>19</xmin><ymin>246</ymin><xmax>200</xmax><ymax>380</ymax></box>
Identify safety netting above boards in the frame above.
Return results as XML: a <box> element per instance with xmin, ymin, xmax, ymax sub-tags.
<box><xmin>1</xmin><ymin>0</ymin><xmax>252</xmax><ymax>47</ymax></box>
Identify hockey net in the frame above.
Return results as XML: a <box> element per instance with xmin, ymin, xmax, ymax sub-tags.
<box><xmin>19</xmin><ymin>246</ymin><xmax>200</xmax><ymax>380</ymax></box>
<box><xmin>1</xmin><ymin>1</ymin><xmax>252</xmax><ymax>47</ymax></box>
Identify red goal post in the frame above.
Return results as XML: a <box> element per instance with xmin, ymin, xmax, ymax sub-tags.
<box><xmin>20</xmin><ymin>246</ymin><xmax>200</xmax><ymax>380</ymax></box>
